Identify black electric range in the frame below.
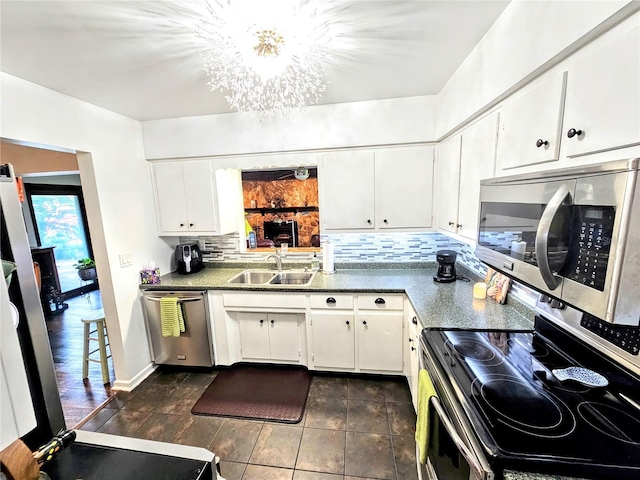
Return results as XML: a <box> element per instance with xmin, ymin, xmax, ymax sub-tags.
<box><xmin>422</xmin><ymin>314</ymin><xmax>640</xmax><ymax>479</ymax></box>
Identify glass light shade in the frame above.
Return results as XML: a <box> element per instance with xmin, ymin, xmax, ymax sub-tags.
<box><xmin>197</xmin><ymin>0</ymin><xmax>333</xmax><ymax>119</ymax></box>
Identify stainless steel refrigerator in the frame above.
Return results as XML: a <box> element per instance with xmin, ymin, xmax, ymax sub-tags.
<box><xmin>1</xmin><ymin>163</ymin><xmax>65</xmax><ymax>448</ymax></box>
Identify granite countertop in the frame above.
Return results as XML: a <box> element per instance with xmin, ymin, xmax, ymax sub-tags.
<box><xmin>141</xmin><ymin>265</ymin><xmax>534</xmax><ymax>331</ymax></box>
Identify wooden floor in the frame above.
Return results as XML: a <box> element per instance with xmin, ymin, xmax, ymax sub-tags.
<box><xmin>45</xmin><ymin>290</ymin><xmax>117</xmax><ymax>428</ymax></box>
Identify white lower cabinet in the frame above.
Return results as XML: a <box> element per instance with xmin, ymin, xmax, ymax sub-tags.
<box><xmin>226</xmin><ymin>292</ymin><xmax>407</xmax><ymax>376</ymax></box>
<box><xmin>405</xmin><ymin>308</ymin><xmax>421</xmax><ymax>411</ymax></box>
<box><xmin>357</xmin><ymin>311</ymin><xmax>404</xmax><ymax>372</ymax></box>
<box><xmin>309</xmin><ymin>293</ymin><xmax>404</xmax><ymax>373</ymax></box>
<box><xmin>309</xmin><ymin>311</ymin><xmax>356</xmax><ymax>369</ymax></box>
<box><xmin>236</xmin><ymin>312</ymin><xmax>303</xmax><ymax>363</ymax></box>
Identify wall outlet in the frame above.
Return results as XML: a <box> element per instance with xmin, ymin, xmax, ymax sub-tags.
<box><xmin>119</xmin><ymin>253</ymin><xmax>133</xmax><ymax>268</ymax></box>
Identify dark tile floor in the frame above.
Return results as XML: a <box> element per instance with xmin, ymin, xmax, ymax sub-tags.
<box><xmin>45</xmin><ymin>290</ymin><xmax>117</xmax><ymax>428</ymax></box>
<box><xmin>80</xmin><ymin>368</ymin><xmax>419</xmax><ymax>480</ymax></box>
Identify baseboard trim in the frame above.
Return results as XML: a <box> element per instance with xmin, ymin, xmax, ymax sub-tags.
<box><xmin>111</xmin><ymin>363</ymin><xmax>157</xmax><ymax>392</ymax></box>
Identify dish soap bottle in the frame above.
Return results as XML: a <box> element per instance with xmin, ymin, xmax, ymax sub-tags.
<box><xmin>311</xmin><ymin>253</ymin><xmax>320</xmax><ymax>272</ymax></box>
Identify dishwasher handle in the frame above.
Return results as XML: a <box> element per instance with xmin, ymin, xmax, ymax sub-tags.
<box><xmin>145</xmin><ymin>296</ymin><xmax>202</xmax><ymax>303</ymax></box>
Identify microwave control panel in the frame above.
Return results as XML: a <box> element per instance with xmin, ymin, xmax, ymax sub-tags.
<box><xmin>566</xmin><ymin>206</ymin><xmax>615</xmax><ymax>291</ymax></box>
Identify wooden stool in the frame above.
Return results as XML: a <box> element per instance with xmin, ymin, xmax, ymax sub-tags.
<box><xmin>82</xmin><ymin>310</ymin><xmax>111</xmax><ymax>384</ymax></box>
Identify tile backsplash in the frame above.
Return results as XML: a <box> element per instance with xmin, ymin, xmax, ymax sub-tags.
<box><xmin>192</xmin><ymin>232</ymin><xmax>464</xmax><ymax>264</ymax></box>
<box><xmin>322</xmin><ymin>232</ymin><xmax>464</xmax><ymax>263</ymax></box>
<box><xmin>189</xmin><ymin>230</ymin><xmax>537</xmax><ymax>307</ymax></box>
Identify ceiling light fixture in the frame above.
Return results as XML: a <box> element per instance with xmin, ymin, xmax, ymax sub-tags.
<box><xmin>197</xmin><ymin>0</ymin><xmax>334</xmax><ymax>119</ymax></box>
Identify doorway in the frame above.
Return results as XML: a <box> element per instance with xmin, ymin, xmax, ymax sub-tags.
<box><xmin>2</xmin><ymin>140</ymin><xmax>116</xmax><ymax>430</ymax></box>
<box><xmin>25</xmin><ymin>182</ymin><xmax>98</xmax><ymax>299</ymax></box>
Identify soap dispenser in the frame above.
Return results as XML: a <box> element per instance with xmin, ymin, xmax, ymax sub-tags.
<box><xmin>311</xmin><ymin>253</ymin><xmax>320</xmax><ymax>272</ymax></box>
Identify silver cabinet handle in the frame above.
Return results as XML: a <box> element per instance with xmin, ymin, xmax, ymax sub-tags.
<box><xmin>535</xmin><ymin>184</ymin><xmax>571</xmax><ymax>290</ymax></box>
<box><xmin>145</xmin><ymin>297</ymin><xmax>202</xmax><ymax>303</ymax></box>
<box><xmin>429</xmin><ymin>396</ymin><xmax>486</xmax><ymax>479</ymax></box>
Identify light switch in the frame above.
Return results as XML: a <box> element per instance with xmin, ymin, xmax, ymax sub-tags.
<box><xmin>119</xmin><ymin>253</ymin><xmax>132</xmax><ymax>268</ymax></box>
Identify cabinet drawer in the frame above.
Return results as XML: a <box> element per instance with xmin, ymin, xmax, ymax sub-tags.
<box><xmin>356</xmin><ymin>294</ymin><xmax>403</xmax><ymax>311</ymax></box>
<box><xmin>223</xmin><ymin>292</ymin><xmax>305</xmax><ymax>309</ymax></box>
<box><xmin>309</xmin><ymin>294</ymin><xmax>354</xmax><ymax>309</ymax></box>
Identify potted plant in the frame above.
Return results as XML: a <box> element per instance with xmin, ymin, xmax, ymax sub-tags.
<box><xmin>74</xmin><ymin>258</ymin><xmax>97</xmax><ymax>281</ymax></box>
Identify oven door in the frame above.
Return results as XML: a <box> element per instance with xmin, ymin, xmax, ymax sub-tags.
<box><xmin>419</xmin><ymin>337</ymin><xmax>494</xmax><ymax>480</ymax></box>
<box><xmin>425</xmin><ymin>397</ymin><xmax>481</xmax><ymax>480</ymax></box>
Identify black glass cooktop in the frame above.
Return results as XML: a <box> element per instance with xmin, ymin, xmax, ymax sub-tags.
<box><xmin>423</xmin><ymin>316</ymin><xmax>640</xmax><ymax>479</ymax></box>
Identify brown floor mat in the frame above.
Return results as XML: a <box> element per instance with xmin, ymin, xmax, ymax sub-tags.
<box><xmin>191</xmin><ymin>364</ymin><xmax>311</xmax><ymax>423</ymax></box>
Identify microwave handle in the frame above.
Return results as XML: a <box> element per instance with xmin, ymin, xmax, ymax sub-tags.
<box><xmin>430</xmin><ymin>396</ymin><xmax>488</xmax><ymax>479</ymax></box>
<box><xmin>535</xmin><ymin>184</ymin><xmax>571</xmax><ymax>290</ymax></box>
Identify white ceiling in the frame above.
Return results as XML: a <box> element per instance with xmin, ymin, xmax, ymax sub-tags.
<box><xmin>0</xmin><ymin>0</ymin><xmax>510</xmax><ymax>121</ymax></box>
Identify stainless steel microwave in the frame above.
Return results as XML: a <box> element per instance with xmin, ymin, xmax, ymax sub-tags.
<box><xmin>476</xmin><ymin>158</ymin><xmax>640</xmax><ymax>326</ymax></box>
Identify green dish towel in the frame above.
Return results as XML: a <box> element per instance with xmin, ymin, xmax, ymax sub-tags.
<box><xmin>415</xmin><ymin>368</ymin><xmax>437</xmax><ymax>465</ymax></box>
<box><xmin>160</xmin><ymin>297</ymin><xmax>185</xmax><ymax>337</ymax></box>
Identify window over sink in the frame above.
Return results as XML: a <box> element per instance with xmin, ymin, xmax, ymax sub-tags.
<box><xmin>242</xmin><ymin>167</ymin><xmax>320</xmax><ymax>252</ymax></box>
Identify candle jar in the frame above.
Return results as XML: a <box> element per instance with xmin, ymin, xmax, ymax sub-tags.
<box><xmin>473</xmin><ymin>282</ymin><xmax>487</xmax><ymax>299</ymax></box>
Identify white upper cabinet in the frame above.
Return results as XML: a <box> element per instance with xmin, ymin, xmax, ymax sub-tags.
<box><xmin>375</xmin><ymin>146</ymin><xmax>434</xmax><ymax>229</ymax></box>
<box><xmin>563</xmin><ymin>23</ymin><xmax>640</xmax><ymax>157</ymax></box>
<box><xmin>458</xmin><ymin>112</ymin><xmax>499</xmax><ymax>240</ymax></box>
<box><xmin>436</xmin><ymin>112</ymin><xmax>499</xmax><ymax>240</ymax></box>
<box><xmin>152</xmin><ymin>161</ymin><xmax>188</xmax><ymax>234</ymax></box>
<box><xmin>321</xmin><ymin>151</ymin><xmax>376</xmax><ymax>230</ymax></box>
<box><xmin>435</xmin><ymin>136</ymin><xmax>462</xmax><ymax>234</ymax></box>
<box><xmin>151</xmin><ymin>161</ymin><xmax>241</xmax><ymax>236</ymax></box>
<box><xmin>320</xmin><ymin>146</ymin><xmax>434</xmax><ymax>231</ymax></box>
<box><xmin>498</xmin><ymin>72</ymin><xmax>567</xmax><ymax>170</ymax></box>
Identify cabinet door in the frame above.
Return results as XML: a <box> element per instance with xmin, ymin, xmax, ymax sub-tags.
<box><xmin>358</xmin><ymin>312</ymin><xmax>404</xmax><ymax>372</ymax></box>
<box><xmin>152</xmin><ymin>162</ymin><xmax>188</xmax><ymax>234</ymax></box>
<box><xmin>182</xmin><ymin>161</ymin><xmax>219</xmax><ymax>233</ymax></box>
<box><xmin>458</xmin><ymin>113</ymin><xmax>499</xmax><ymax>240</ymax></box>
<box><xmin>375</xmin><ymin>146</ymin><xmax>434</xmax><ymax>229</ymax></box>
<box><xmin>310</xmin><ymin>311</ymin><xmax>355</xmax><ymax>369</ymax></box>
<box><xmin>435</xmin><ymin>136</ymin><xmax>461</xmax><ymax>233</ymax></box>
<box><xmin>268</xmin><ymin>313</ymin><xmax>300</xmax><ymax>362</ymax></box>
<box><xmin>237</xmin><ymin>313</ymin><xmax>270</xmax><ymax>360</ymax></box>
<box><xmin>408</xmin><ymin>321</ymin><xmax>420</xmax><ymax>412</ymax></box>
<box><xmin>320</xmin><ymin>151</ymin><xmax>375</xmax><ymax>230</ymax></box>
<box><xmin>498</xmin><ymin>72</ymin><xmax>567</xmax><ymax>170</ymax></box>
<box><xmin>564</xmin><ymin>24</ymin><xmax>640</xmax><ymax>157</ymax></box>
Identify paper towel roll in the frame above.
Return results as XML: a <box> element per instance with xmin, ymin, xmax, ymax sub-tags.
<box><xmin>322</xmin><ymin>242</ymin><xmax>335</xmax><ymax>274</ymax></box>
<box><xmin>511</xmin><ymin>240</ymin><xmax>526</xmax><ymax>254</ymax></box>
<box><xmin>511</xmin><ymin>240</ymin><xmax>526</xmax><ymax>261</ymax></box>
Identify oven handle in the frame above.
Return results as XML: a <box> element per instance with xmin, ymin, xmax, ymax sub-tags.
<box><xmin>430</xmin><ymin>395</ymin><xmax>486</xmax><ymax>479</ymax></box>
<box><xmin>535</xmin><ymin>184</ymin><xmax>571</xmax><ymax>291</ymax></box>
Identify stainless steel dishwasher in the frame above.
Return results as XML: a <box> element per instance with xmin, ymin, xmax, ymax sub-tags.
<box><xmin>141</xmin><ymin>290</ymin><xmax>214</xmax><ymax>367</ymax></box>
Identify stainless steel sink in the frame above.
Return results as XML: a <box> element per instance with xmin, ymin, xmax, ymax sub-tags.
<box><xmin>227</xmin><ymin>270</ymin><xmax>276</xmax><ymax>284</ymax></box>
<box><xmin>227</xmin><ymin>269</ymin><xmax>316</xmax><ymax>286</ymax></box>
<box><xmin>269</xmin><ymin>271</ymin><xmax>315</xmax><ymax>285</ymax></box>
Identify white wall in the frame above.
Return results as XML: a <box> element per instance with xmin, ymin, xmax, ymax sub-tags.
<box><xmin>0</xmin><ymin>73</ymin><xmax>173</xmax><ymax>389</ymax></box>
<box><xmin>22</xmin><ymin>173</ymin><xmax>82</xmax><ymax>185</ymax></box>
<box><xmin>436</xmin><ymin>0</ymin><xmax>635</xmax><ymax>139</ymax></box>
<box><xmin>142</xmin><ymin>96</ymin><xmax>436</xmax><ymax>159</ymax></box>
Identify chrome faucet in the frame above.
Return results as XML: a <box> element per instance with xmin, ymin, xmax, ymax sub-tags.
<box><xmin>266</xmin><ymin>249</ymin><xmax>283</xmax><ymax>271</ymax></box>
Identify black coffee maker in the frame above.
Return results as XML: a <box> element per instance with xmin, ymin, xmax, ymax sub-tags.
<box><xmin>175</xmin><ymin>243</ymin><xmax>203</xmax><ymax>275</ymax></box>
<box><xmin>433</xmin><ymin>250</ymin><xmax>457</xmax><ymax>283</ymax></box>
